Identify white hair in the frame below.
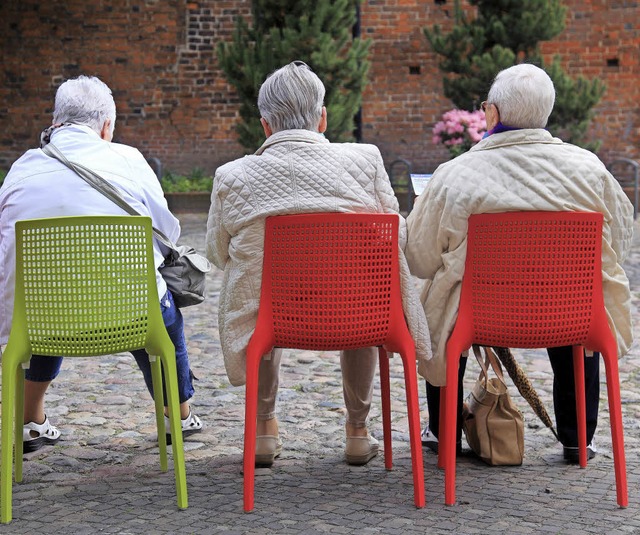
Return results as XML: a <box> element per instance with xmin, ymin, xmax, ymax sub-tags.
<box><xmin>257</xmin><ymin>61</ymin><xmax>325</xmax><ymax>133</ymax></box>
<box><xmin>487</xmin><ymin>64</ymin><xmax>555</xmax><ymax>129</ymax></box>
<box><xmin>53</xmin><ymin>75</ymin><xmax>116</xmax><ymax>136</ymax></box>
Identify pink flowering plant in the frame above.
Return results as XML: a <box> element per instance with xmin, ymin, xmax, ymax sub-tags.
<box><xmin>432</xmin><ymin>109</ymin><xmax>487</xmax><ymax>159</ymax></box>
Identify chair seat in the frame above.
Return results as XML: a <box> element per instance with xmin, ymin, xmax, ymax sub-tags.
<box><xmin>242</xmin><ymin>213</ymin><xmax>425</xmax><ymax>512</ymax></box>
<box><xmin>1</xmin><ymin>216</ymin><xmax>188</xmax><ymax>524</ymax></box>
<box><xmin>440</xmin><ymin>211</ymin><xmax>627</xmax><ymax>508</ymax></box>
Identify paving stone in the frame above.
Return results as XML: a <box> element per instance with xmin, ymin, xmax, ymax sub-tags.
<box><xmin>0</xmin><ymin>213</ymin><xmax>639</xmax><ymax>533</ymax></box>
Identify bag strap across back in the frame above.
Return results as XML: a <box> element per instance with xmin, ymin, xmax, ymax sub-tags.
<box><xmin>42</xmin><ymin>142</ymin><xmax>176</xmax><ymax>251</ymax></box>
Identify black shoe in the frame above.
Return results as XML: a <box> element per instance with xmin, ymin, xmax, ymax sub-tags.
<box><xmin>164</xmin><ymin>410</ymin><xmax>203</xmax><ymax>446</ymax></box>
<box><xmin>563</xmin><ymin>440</ymin><xmax>597</xmax><ymax>463</ymax></box>
<box><xmin>421</xmin><ymin>427</ymin><xmax>462</xmax><ymax>455</ymax></box>
<box><xmin>421</xmin><ymin>427</ymin><xmax>439</xmax><ymax>453</ymax></box>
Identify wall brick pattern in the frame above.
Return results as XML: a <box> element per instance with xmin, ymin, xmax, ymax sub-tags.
<box><xmin>0</xmin><ymin>0</ymin><xmax>638</xmax><ymax>176</ymax></box>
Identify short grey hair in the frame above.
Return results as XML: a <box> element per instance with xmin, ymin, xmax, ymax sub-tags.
<box><xmin>258</xmin><ymin>61</ymin><xmax>325</xmax><ymax>133</ymax></box>
<box><xmin>53</xmin><ymin>75</ymin><xmax>116</xmax><ymax>136</ymax></box>
<box><xmin>487</xmin><ymin>64</ymin><xmax>555</xmax><ymax>129</ymax></box>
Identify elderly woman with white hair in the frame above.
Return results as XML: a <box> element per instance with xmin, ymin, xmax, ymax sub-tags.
<box><xmin>406</xmin><ymin>63</ymin><xmax>633</xmax><ymax>462</ymax></box>
<box><xmin>206</xmin><ymin>61</ymin><xmax>431</xmax><ymax>467</ymax></box>
<box><xmin>0</xmin><ymin>75</ymin><xmax>202</xmax><ymax>453</ymax></box>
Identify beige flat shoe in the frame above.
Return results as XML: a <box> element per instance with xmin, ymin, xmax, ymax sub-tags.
<box><xmin>255</xmin><ymin>435</ymin><xmax>283</xmax><ymax>467</ymax></box>
<box><xmin>345</xmin><ymin>434</ymin><xmax>379</xmax><ymax>466</ymax></box>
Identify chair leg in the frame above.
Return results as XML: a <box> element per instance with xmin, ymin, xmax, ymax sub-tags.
<box><xmin>399</xmin><ymin>351</ymin><xmax>425</xmax><ymax>508</ymax></box>
<box><xmin>1</xmin><ymin>360</ymin><xmax>17</xmax><ymax>524</ymax></box>
<box><xmin>443</xmin><ymin>353</ymin><xmax>460</xmax><ymax>506</ymax></box>
<box><xmin>572</xmin><ymin>346</ymin><xmax>588</xmax><ymax>468</ymax></box>
<box><xmin>243</xmin><ymin>351</ymin><xmax>261</xmax><ymax>513</ymax></box>
<box><xmin>601</xmin><ymin>350</ymin><xmax>628</xmax><ymax>508</ymax></box>
<box><xmin>437</xmin><ymin>387</ymin><xmax>446</xmax><ymax>470</ymax></box>
<box><xmin>14</xmin><ymin>365</ymin><xmax>25</xmax><ymax>482</ymax></box>
<box><xmin>160</xmin><ymin>353</ymin><xmax>188</xmax><ymax>510</ymax></box>
<box><xmin>150</xmin><ymin>355</ymin><xmax>168</xmax><ymax>472</ymax></box>
<box><xmin>378</xmin><ymin>348</ymin><xmax>393</xmax><ymax>470</ymax></box>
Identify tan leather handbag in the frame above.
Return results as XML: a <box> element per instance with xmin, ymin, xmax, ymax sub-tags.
<box><xmin>462</xmin><ymin>345</ymin><xmax>525</xmax><ymax>466</ymax></box>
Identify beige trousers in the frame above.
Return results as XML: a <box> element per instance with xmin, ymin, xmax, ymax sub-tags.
<box><xmin>257</xmin><ymin>347</ymin><xmax>378</xmax><ymax>428</ymax></box>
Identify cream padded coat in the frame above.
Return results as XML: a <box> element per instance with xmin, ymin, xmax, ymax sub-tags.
<box><xmin>406</xmin><ymin>129</ymin><xmax>634</xmax><ymax>387</ymax></box>
<box><xmin>207</xmin><ymin>129</ymin><xmax>432</xmax><ymax>386</ymax></box>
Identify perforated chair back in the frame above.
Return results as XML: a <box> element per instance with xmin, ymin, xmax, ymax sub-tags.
<box><xmin>14</xmin><ymin>216</ymin><xmax>153</xmax><ymax>357</ymax></box>
<box><xmin>441</xmin><ymin>211</ymin><xmax>627</xmax><ymax>509</ymax></box>
<box><xmin>260</xmin><ymin>213</ymin><xmax>402</xmax><ymax>351</ymax></box>
<box><xmin>461</xmin><ymin>211</ymin><xmax>604</xmax><ymax>349</ymax></box>
<box><xmin>243</xmin><ymin>212</ymin><xmax>424</xmax><ymax>512</ymax></box>
<box><xmin>1</xmin><ymin>216</ymin><xmax>187</xmax><ymax>523</ymax></box>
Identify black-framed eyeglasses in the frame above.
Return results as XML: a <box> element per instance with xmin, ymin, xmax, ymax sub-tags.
<box><xmin>481</xmin><ymin>101</ymin><xmax>499</xmax><ymax>115</ymax></box>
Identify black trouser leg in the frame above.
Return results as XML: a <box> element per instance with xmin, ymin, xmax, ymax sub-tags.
<box><xmin>547</xmin><ymin>346</ymin><xmax>600</xmax><ymax>447</ymax></box>
<box><xmin>425</xmin><ymin>356</ymin><xmax>468</xmax><ymax>443</ymax></box>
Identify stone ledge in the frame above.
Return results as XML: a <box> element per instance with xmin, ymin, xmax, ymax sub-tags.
<box><xmin>165</xmin><ymin>192</ymin><xmax>211</xmax><ymax>213</ymax></box>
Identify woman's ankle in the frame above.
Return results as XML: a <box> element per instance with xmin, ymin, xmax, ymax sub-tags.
<box><xmin>345</xmin><ymin>422</ymin><xmax>368</xmax><ymax>437</ymax></box>
<box><xmin>163</xmin><ymin>402</ymin><xmax>191</xmax><ymax>420</ymax></box>
<box><xmin>257</xmin><ymin>417</ymin><xmax>279</xmax><ymax>436</ymax></box>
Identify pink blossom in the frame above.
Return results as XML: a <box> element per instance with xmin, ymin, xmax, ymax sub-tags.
<box><xmin>432</xmin><ymin>108</ymin><xmax>487</xmax><ymax>158</ymax></box>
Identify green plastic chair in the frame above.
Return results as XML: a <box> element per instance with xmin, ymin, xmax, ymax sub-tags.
<box><xmin>1</xmin><ymin>215</ymin><xmax>188</xmax><ymax>523</ymax></box>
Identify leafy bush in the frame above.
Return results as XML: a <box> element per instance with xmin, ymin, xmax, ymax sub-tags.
<box><xmin>217</xmin><ymin>0</ymin><xmax>370</xmax><ymax>150</ymax></box>
<box><xmin>160</xmin><ymin>168</ymin><xmax>213</xmax><ymax>193</ymax></box>
<box><xmin>1</xmin><ymin>168</ymin><xmax>214</xmax><ymax>193</ymax></box>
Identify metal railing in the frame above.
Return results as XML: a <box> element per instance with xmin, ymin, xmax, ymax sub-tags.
<box><xmin>146</xmin><ymin>157</ymin><xmax>163</xmax><ymax>181</ymax></box>
<box><xmin>388</xmin><ymin>158</ymin><xmax>413</xmax><ymax>213</ymax></box>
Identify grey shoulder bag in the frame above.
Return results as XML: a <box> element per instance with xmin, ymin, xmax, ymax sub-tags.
<box><xmin>42</xmin><ymin>142</ymin><xmax>211</xmax><ymax>308</ymax></box>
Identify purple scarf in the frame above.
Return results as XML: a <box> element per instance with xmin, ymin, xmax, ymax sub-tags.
<box><xmin>482</xmin><ymin>122</ymin><xmax>521</xmax><ymax>139</ymax></box>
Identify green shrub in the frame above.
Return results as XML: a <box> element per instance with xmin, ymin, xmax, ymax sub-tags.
<box><xmin>1</xmin><ymin>169</ymin><xmax>215</xmax><ymax>193</ymax></box>
<box><xmin>160</xmin><ymin>168</ymin><xmax>213</xmax><ymax>193</ymax></box>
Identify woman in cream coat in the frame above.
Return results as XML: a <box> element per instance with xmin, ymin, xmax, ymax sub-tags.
<box><xmin>406</xmin><ymin>64</ymin><xmax>633</xmax><ymax>461</ymax></box>
<box><xmin>207</xmin><ymin>61</ymin><xmax>431</xmax><ymax>467</ymax></box>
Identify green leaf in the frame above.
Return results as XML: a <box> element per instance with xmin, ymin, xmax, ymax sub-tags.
<box><xmin>217</xmin><ymin>0</ymin><xmax>371</xmax><ymax>150</ymax></box>
<box><xmin>424</xmin><ymin>0</ymin><xmax>602</xmax><ymax>150</ymax></box>
<box><xmin>160</xmin><ymin>169</ymin><xmax>214</xmax><ymax>193</ymax></box>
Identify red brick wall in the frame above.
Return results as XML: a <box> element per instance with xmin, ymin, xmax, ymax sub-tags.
<box><xmin>0</xmin><ymin>0</ymin><xmax>638</xmax><ymax>175</ymax></box>
<box><xmin>0</xmin><ymin>0</ymin><xmax>250</xmax><ymax>173</ymax></box>
<box><xmin>539</xmin><ymin>0</ymin><xmax>640</xmax><ymax>168</ymax></box>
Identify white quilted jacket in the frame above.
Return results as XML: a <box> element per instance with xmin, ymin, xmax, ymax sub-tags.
<box><xmin>406</xmin><ymin>129</ymin><xmax>634</xmax><ymax>387</ymax></box>
<box><xmin>207</xmin><ymin>129</ymin><xmax>432</xmax><ymax>386</ymax></box>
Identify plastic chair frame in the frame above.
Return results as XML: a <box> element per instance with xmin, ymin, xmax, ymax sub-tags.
<box><xmin>243</xmin><ymin>213</ymin><xmax>425</xmax><ymax>512</ymax></box>
<box><xmin>1</xmin><ymin>216</ymin><xmax>188</xmax><ymax>523</ymax></box>
<box><xmin>440</xmin><ymin>211</ymin><xmax>627</xmax><ymax>508</ymax></box>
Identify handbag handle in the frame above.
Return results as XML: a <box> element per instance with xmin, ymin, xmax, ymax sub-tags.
<box><xmin>41</xmin><ymin>142</ymin><xmax>176</xmax><ymax>251</ymax></box>
<box><xmin>472</xmin><ymin>345</ymin><xmax>508</xmax><ymax>390</ymax></box>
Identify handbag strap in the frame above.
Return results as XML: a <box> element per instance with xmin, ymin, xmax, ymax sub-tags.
<box><xmin>472</xmin><ymin>345</ymin><xmax>508</xmax><ymax>388</ymax></box>
<box><xmin>42</xmin><ymin>142</ymin><xmax>176</xmax><ymax>251</ymax></box>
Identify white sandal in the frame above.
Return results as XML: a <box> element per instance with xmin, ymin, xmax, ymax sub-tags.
<box><xmin>23</xmin><ymin>416</ymin><xmax>61</xmax><ymax>453</ymax></box>
<box><xmin>164</xmin><ymin>409</ymin><xmax>203</xmax><ymax>444</ymax></box>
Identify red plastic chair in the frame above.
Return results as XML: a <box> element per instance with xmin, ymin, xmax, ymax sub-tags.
<box><xmin>243</xmin><ymin>212</ymin><xmax>425</xmax><ymax>512</ymax></box>
<box><xmin>440</xmin><ymin>211</ymin><xmax>627</xmax><ymax>508</ymax></box>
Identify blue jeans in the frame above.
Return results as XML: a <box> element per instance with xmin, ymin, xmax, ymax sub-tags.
<box><xmin>25</xmin><ymin>290</ymin><xmax>195</xmax><ymax>404</ymax></box>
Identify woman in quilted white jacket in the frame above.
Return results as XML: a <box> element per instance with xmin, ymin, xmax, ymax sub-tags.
<box><xmin>206</xmin><ymin>61</ymin><xmax>431</xmax><ymax>467</ymax></box>
<box><xmin>406</xmin><ymin>64</ymin><xmax>634</xmax><ymax>462</ymax></box>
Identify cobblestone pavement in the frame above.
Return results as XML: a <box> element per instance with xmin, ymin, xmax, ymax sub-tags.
<box><xmin>1</xmin><ymin>212</ymin><xmax>639</xmax><ymax>534</ymax></box>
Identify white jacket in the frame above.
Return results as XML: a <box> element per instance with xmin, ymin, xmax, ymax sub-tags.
<box><xmin>406</xmin><ymin>129</ymin><xmax>634</xmax><ymax>386</ymax></box>
<box><xmin>206</xmin><ymin>129</ymin><xmax>432</xmax><ymax>386</ymax></box>
<box><xmin>0</xmin><ymin>124</ymin><xmax>180</xmax><ymax>344</ymax></box>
